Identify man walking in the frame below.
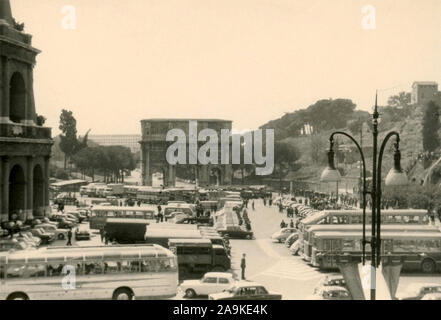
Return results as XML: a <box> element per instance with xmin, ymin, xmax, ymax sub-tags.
<box><xmin>240</xmin><ymin>253</ymin><xmax>246</xmax><ymax>280</ymax></box>
<box><xmin>66</xmin><ymin>228</ymin><xmax>73</xmax><ymax>246</ymax></box>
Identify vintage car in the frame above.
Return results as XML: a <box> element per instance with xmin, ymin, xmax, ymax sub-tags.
<box><xmin>285</xmin><ymin>232</ymin><xmax>300</xmax><ymax>247</ymax></box>
<box><xmin>179</xmin><ymin>272</ymin><xmax>236</xmax><ymax>298</ymax></box>
<box><xmin>308</xmin><ymin>286</ymin><xmax>352</xmax><ymax>300</ymax></box>
<box><xmin>217</xmin><ymin>226</ymin><xmax>253</xmax><ymax>240</ymax></box>
<box><xmin>209</xmin><ymin>281</ymin><xmax>282</xmax><ymax>300</ymax></box>
<box><xmin>421</xmin><ymin>293</ymin><xmax>441</xmax><ymax>300</ymax></box>
<box><xmin>271</xmin><ymin>227</ymin><xmax>297</xmax><ymax>243</ymax></box>
<box><xmin>313</xmin><ymin>275</ymin><xmax>347</xmax><ymax>294</ymax></box>
<box><xmin>35</xmin><ymin>224</ymin><xmax>68</xmax><ymax>240</ymax></box>
<box><xmin>397</xmin><ymin>283</ymin><xmax>441</xmax><ymax>300</ymax></box>
<box><xmin>75</xmin><ymin>229</ymin><xmax>91</xmax><ymax>241</ymax></box>
<box><xmin>0</xmin><ymin>239</ymin><xmax>30</xmax><ymax>252</ymax></box>
<box><xmin>29</xmin><ymin>228</ymin><xmax>55</xmax><ymax>244</ymax></box>
<box><xmin>289</xmin><ymin>239</ymin><xmax>303</xmax><ymax>255</ymax></box>
<box><xmin>66</xmin><ymin>210</ymin><xmax>87</xmax><ymax>223</ymax></box>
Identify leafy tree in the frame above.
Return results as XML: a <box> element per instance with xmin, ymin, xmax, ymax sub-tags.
<box><xmin>273</xmin><ymin>141</ymin><xmax>301</xmax><ymax>190</ymax></box>
<box><xmin>306</xmin><ymin>99</ymin><xmax>356</xmax><ymax>133</ymax></box>
<box><xmin>422</xmin><ymin>101</ymin><xmax>441</xmax><ymax>153</ymax></box>
<box><xmin>387</xmin><ymin>92</ymin><xmax>411</xmax><ymax>109</ymax></box>
<box><xmin>59</xmin><ymin>109</ymin><xmax>79</xmax><ymax>169</ymax></box>
<box><xmin>309</xmin><ymin>135</ymin><xmax>327</xmax><ymax>164</ymax></box>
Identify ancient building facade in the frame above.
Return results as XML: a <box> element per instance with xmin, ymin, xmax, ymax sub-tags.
<box><xmin>140</xmin><ymin>119</ymin><xmax>233</xmax><ymax>187</ymax></box>
<box><xmin>0</xmin><ymin>1</ymin><xmax>53</xmax><ymax>222</ymax></box>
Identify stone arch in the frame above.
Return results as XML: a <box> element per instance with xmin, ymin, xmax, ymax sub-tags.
<box><xmin>9</xmin><ymin>164</ymin><xmax>26</xmax><ymax>220</ymax></box>
<box><xmin>9</xmin><ymin>72</ymin><xmax>26</xmax><ymax>123</ymax></box>
<box><xmin>33</xmin><ymin>164</ymin><xmax>44</xmax><ymax>216</ymax></box>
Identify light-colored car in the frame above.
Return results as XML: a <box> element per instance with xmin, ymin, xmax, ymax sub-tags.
<box><xmin>289</xmin><ymin>239</ymin><xmax>302</xmax><ymax>255</ymax></box>
<box><xmin>421</xmin><ymin>293</ymin><xmax>441</xmax><ymax>300</ymax></box>
<box><xmin>313</xmin><ymin>275</ymin><xmax>347</xmax><ymax>294</ymax></box>
<box><xmin>209</xmin><ymin>281</ymin><xmax>282</xmax><ymax>300</ymax></box>
<box><xmin>308</xmin><ymin>286</ymin><xmax>352</xmax><ymax>300</ymax></box>
<box><xmin>397</xmin><ymin>283</ymin><xmax>441</xmax><ymax>300</ymax></box>
<box><xmin>285</xmin><ymin>232</ymin><xmax>299</xmax><ymax>247</ymax></box>
<box><xmin>0</xmin><ymin>239</ymin><xmax>29</xmax><ymax>252</ymax></box>
<box><xmin>35</xmin><ymin>224</ymin><xmax>68</xmax><ymax>240</ymax></box>
<box><xmin>180</xmin><ymin>272</ymin><xmax>236</xmax><ymax>298</ymax></box>
<box><xmin>271</xmin><ymin>228</ymin><xmax>297</xmax><ymax>243</ymax></box>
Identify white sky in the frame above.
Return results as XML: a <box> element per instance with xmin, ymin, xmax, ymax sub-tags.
<box><xmin>11</xmin><ymin>0</ymin><xmax>441</xmax><ymax>135</ymax></box>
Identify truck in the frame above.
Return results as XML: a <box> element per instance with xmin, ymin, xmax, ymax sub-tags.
<box><xmin>168</xmin><ymin>238</ymin><xmax>231</xmax><ymax>279</ymax></box>
<box><xmin>105</xmin><ymin>184</ymin><xmax>124</xmax><ymax>197</ymax></box>
<box><xmin>104</xmin><ymin>218</ymin><xmax>149</xmax><ymax>244</ymax></box>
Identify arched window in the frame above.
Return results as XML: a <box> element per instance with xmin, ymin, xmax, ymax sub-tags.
<box><xmin>9</xmin><ymin>72</ymin><xmax>26</xmax><ymax>123</ymax></box>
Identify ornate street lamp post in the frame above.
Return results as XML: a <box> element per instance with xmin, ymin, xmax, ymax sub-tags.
<box><xmin>320</xmin><ymin>94</ymin><xmax>408</xmax><ymax>300</ymax></box>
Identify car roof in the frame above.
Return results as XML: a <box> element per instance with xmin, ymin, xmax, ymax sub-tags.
<box><xmin>204</xmin><ymin>272</ymin><xmax>234</xmax><ymax>278</ymax></box>
<box><xmin>234</xmin><ymin>281</ymin><xmax>265</xmax><ymax>287</ymax></box>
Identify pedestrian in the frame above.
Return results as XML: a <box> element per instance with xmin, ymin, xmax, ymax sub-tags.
<box><xmin>252</xmin><ymin>201</ymin><xmax>255</xmax><ymax>211</ymax></box>
<box><xmin>104</xmin><ymin>231</ymin><xmax>109</xmax><ymax>245</ymax></box>
<box><xmin>66</xmin><ymin>228</ymin><xmax>72</xmax><ymax>246</ymax></box>
<box><xmin>280</xmin><ymin>220</ymin><xmax>286</xmax><ymax>228</ymax></box>
<box><xmin>263</xmin><ymin>198</ymin><xmax>267</xmax><ymax>206</ymax></box>
<box><xmin>99</xmin><ymin>228</ymin><xmax>104</xmax><ymax>243</ymax></box>
<box><xmin>240</xmin><ymin>254</ymin><xmax>246</xmax><ymax>280</ymax></box>
<box><xmin>290</xmin><ymin>219</ymin><xmax>294</xmax><ymax>228</ymax></box>
<box><xmin>269</xmin><ymin>198</ymin><xmax>273</xmax><ymax>206</ymax></box>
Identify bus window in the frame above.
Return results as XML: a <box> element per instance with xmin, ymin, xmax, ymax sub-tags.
<box><xmin>411</xmin><ymin>216</ymin><xmax>420</xmax><ymax>223</ymax></box>
<box><xmin>85</xmin><ymin>262</ymin><xmax>104</xmax><ymax>275</ymax></box>
<box><xmin>384</xmin><ymin>240</ymin><xmax>393</xmax><ymax>253</ymax></box>
<box><xmin>324</xmin><ymin>240</ymin><xmax>331</xmax><ymax>251</ymax></box>
<box><xmin>332</xmin><ymin>240</ymin><xmax>342</xmax><ymax>252</ymax></box>
<box><xmin>104</xmin><ymin>261</ymin><xmax>122</xmax><ymax>274</ymax></box>
<box><xmin>47</xmin><ymin>264</ymin><xmax>65</xmax><ymax>277</ymax></box>
<box><xmin>118</xmin><ymin>260</ymin><xmax>139</xmax><ymax>273</ymax></box>
<box><xmin>342</xmin><ymin>240</ymin><xmax>353</xmax><ymax>251</ymax></box>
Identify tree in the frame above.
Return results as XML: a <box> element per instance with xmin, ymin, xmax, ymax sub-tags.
<box><xmin>273</xmin><ymin>141</ymin><xmax>301</xmax><ymax>190</ymax></box>
<box><xmin>309</xmin><ymin>135</ymin><xmax>327</xmax><ymax>164</ymax></box>
<box><xmin>306</xmin><ymin>99</ymin><xmax>356</xmax><ymax>133</ymax></box>
<box><xmin>422</xmin><ymin>101</ymin><xmax>441</xmax><ymax>153</ymax></box>
<box><xmin>59</xmin><ymin>109</ymin><xmax>78</xmax><ymax>169</ymax></box>
<box><xmin>387</xmin><ymin>92</ymin><xmax>411</xmax><ymax>109</ymax></box>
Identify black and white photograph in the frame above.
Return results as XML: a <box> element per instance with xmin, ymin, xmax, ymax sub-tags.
<box><xmin>1</xmin><ymin>0</ymin><xmax>441</xmax><ymax>307</ymax></box>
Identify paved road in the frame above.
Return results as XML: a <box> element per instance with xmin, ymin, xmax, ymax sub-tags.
<box><xmin>55</xmin><ymin>196</ymin><xmax>441</xmax><ymax>300</ymax></box>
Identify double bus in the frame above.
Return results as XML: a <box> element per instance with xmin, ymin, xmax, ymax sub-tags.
<box><xmin>90</xmin><ymin>206</ymin><xmax>155</xmax><ymax>230</ymax></box>
<box><xmin>136</xmin><ymin>187</ymin><xmax>169</xmax><ymax>204</ymax></box>
<box><xmin>0</xmin><ymin>244</ymin><xmax>178</xmax><ymax>300</ymax></box>
<box><xmin>309</xmin><ymin>230</ymin><xmax>441</xmax><ymax>273</ymax></box>
<box><xmin>302</xmin><ymin>224</ymin><xmax>441</xmax><ymax>261</ymax></box>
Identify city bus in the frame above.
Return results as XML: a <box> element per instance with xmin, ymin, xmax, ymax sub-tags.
<box><xmin>90</xmin><ymin>206</ymin><xmax>156</xmax><ymax>230</ymax></box>
<box><xmin>0</xmin><ymin>244</ymin><xmax>178</xmax><ymax>300</ymax></box>
<box><xmin>309</xmin><ymin>230</ymin><xmax>441</xmax><ymax>273</ymax></box>
<box><xmin>298</xmin><ymin>209</ymin><xmax>430</xmax><ymax>236</ymax></box>
<box><xmin>302</xmin><ymin>224</ymin><xmax>441</xmax><ymax>261</ymax></box>
<box><xmin>136</xmin><ymin>187</ymin><xmax>169</xmax><ymax>204</ymax></box>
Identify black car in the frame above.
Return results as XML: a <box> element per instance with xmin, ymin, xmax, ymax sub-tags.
<box><xmin>217</xmin><ymin>226</ymin><xmax>253</xmax><ymax>239</ymax></box>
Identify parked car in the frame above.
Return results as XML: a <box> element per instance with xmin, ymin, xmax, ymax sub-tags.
<box><xmin>308</xmin><ymin>286</ymin><xmax>352</xmax><ymax>300</ymax></box>
<box><xmin>217</xmin><ymin>226</ymin><xmax>253</xmax><ymax>239</ymax></box>
<box><xmin>50</xmin><ymin>213</ymin><xmax>76</xmax><ymax>226</ymax></box>
<box><xmin>29</xmin><ymin>228</ymin><xmax>55</xmax><ymax>244</ymax></box>
<box><xmin>0</xmin><ymin>239</ymin><xmax>29</xmax><ymax>252</ymax></box>
<box><xmin>21</xmin><ymin>231</ymin><xmax>42</xmax><ymax>247</ymax></box>
<box><xmin>75</xmin><ymin>229</ymin><xmax>91</xmax><ymax>241</ymax></box>
<box><xmin>289</xmin><ymin>239</ymin><xmax>302</xmax><ymax>255</ymax></box>
<box><xmin>35</xmin><ymin>224</ymin><xmax>68</xmax><ymax>240</ymax></box>
<box><xmin>313</xmin><ymin>275</ymin><xmax>347</xmax><ymax>294</ymax></box>
<box><xmin>285</xmin><ymin>232</ymin><xmax>299</xmax><ymax>247</ymax></box>
<box><xmin>66</xmin><ymin>210</ymin><xmax>86</xmax><ymax>223</ymax></box>
<box><xmin>271</xmin><ymin>228</ymin><xmax>297</xmax><ymax>243</ymax></box>
<box><xmin>208</xmin><ymin>281</ymin><xmax>282</xmax><ymax>300</ymax></box>
<box><xmin>180</xmin><ymin>272</ymin><xmax>236</xmax><ymax>298</ymax></box>
<box><xmin>397</xmin><ymin>283</ymin><xmax>441</xmax><ymax>300</ymax></box>
<box><xmin>13</xmin><ymin>233</ymin><xmax>41</xmax><ymax>248</ymax></box>
<box><xmin>421</xmin><ymin>293</ymin><xmax>441</xmax><ymax>300</ymax></box>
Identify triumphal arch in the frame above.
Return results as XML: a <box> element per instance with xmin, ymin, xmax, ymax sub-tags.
<box><xmin>140</xmin><ymin>119</ymin><xmax>233</xmax><ymax>187</ymax></box>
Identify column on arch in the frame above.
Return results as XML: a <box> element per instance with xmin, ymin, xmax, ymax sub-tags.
<box><xmin>25</xmin><ymin>156</ymin><xmax>34</xmax><ymax>221</ymax></box>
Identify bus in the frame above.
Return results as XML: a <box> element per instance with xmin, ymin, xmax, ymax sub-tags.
<box><xmin>302</xmin><ymin>224</ymin><xmax>441</xmax><ymax>261</ymax></box>
<box><xmin>123</xmin><ymin>185</ymin><xmax>140</xmax><ymax>199</ymax></box>
<box><xmin>90</xmin><ymin>206</ymin><xmax>156</xmax><ymax>230</ymax></box>
<box><xmin>144</xmin><ymin>229</ymin><xmax>203</xmax><ymax>248</ymax></box>
<box><xmin>298</xmin><ymin>209</ymin><xmax>430</xmax><ymax>239</ymax></box>
<box><xmin>168</xmin><ymin>239</ymin><xmax>231</xmax><ymax>279</ymax></box>
<box><xmin>0</xmin><ymin>244</ymin><xmax>178</xmax><ymax>300</ymax></box>
<box><xmin>309</xmin><ymin>230</ymin><xmax>441</xmax><ymax>273</ymax></box>
<box><xmin>136</xmin><ymin>187</ymin><xmax>169</xmax><ymax>204</ymax></box>
<box><xmin>164</xmin><ymin>203</ymin><xmax>196</xmax><ymax>220</ymax></box>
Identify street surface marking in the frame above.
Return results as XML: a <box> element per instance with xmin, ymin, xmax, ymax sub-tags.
<box><xmin>251</xmin><ymin>257</ymin><xmax>323</xmax><ymax>282</ymax></box>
